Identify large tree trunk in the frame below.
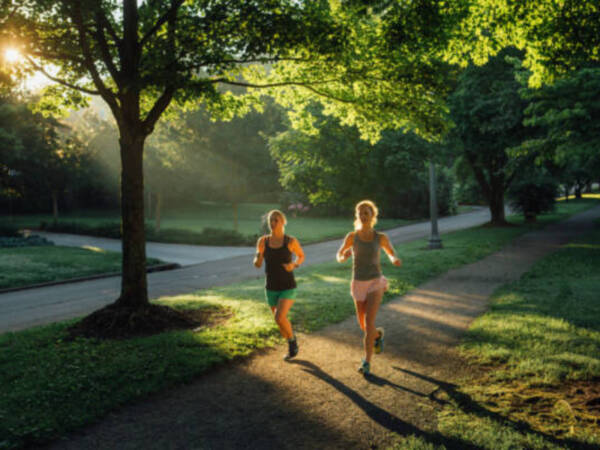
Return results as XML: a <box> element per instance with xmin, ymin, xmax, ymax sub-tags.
<box><xmin>468</xmin><ymin>158</ymin><xmax>507</xmax><ymax>226</ymax></box>
<box><xmin>117</xmin><ymin>130</ymin><xmax>148</xmax><ymax>307</ymax></box>
<box><xmin>67</xmin><ymin>127</ymin><xmax>198</xmax><ymax>340</ymax></box>
<box><xmin>489</xmin><ymin>188</ymin><xmax>506</xmax><ymax>225</ymax></box>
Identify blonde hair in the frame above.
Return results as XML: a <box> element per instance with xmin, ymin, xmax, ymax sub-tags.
<box><xmin>354</xmin><ymin>200</ymin><xmax>378</xmax><ymax>230</ymax></box>
<box><xmin>267</xmin><ymin>209</ymin><xmax>287</xmax><ymax>230</ymax></box>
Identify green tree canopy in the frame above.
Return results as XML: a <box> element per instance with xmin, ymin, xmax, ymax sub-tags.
<box><xmin>0</xmin><ymin>95</ymin><xmax>84</xmax><ymax>216</ymax></box>
<box><xmin>269</xmin><ymin>106</ymin><xmax>455</xmax><ymax>218</ymax></box>
<box><xmin>264</xmin><ymin>0</ymin><xmax>467</xmax><ymax>142</ymax></box>
<box><xmin>520</xmin><ymin>69</ymin><xmax>600</xmax><ymax>164</ymax></box>
<box><xmin>449</xmin><ymin>0</ymin><xmax>600</xmax><ymax>86</ymax></box>
<box><xmin>518</xmin><ymin>68</ymin><xmax>600</xmax><ymax>196</ymax></box>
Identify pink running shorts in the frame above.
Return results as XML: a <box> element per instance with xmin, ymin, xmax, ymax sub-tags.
<box><xmin>351</xmin><ymin>276</ymin><xmax>388</xmax><ymax>302</ymax></box>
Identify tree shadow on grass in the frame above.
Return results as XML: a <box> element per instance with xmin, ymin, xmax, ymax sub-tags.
<box><xmin>290</xmin><ymin>359</ymin><xmax>480</xmax><ymax>450</ymax></box>
<box><xmin>394</xmin><ymin>366</ymin><xmax>598</xmax><ymax>450</ymax></box>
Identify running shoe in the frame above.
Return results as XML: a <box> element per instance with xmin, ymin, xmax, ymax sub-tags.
<box><xmin>374</xmin><ymin>327</ymin><xmax>385</xmax><ymax>354</ymax></box>
<box><xmin>284</xmin><ymin>338</ymin><xmax>298</xmax><ymax>361</ymax></box>
<box><xmin>358</xmin><ymin>359</ymin><xmax>370</xmax><ymax>375</ymax></box>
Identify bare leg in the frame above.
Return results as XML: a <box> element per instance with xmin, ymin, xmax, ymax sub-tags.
<box><xmin>363</xmin><ymin>288</ymin><xmax>384</xmax><ymax>364</ymax></box>
<box><xmin>272</xmin><ymin>299</ymin><xmax>295</xmax><ymax>339</ymax></box>
<box><xmin>353</xmin><ymin>299</ymin><xmax>367</xmax><ymax>332</ymax></box>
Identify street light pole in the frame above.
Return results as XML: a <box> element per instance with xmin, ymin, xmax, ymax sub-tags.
<box><xmin>428</xmin><ymin>161</ymin><xmax>442</xmax><ymax>249</ymax></box>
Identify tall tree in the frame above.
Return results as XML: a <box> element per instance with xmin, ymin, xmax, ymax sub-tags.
<box><xmin>448</xmin><ymin>49</ymin><xmax>530</xmax><ymax>225</ymax></box>
<box><xmin>4</xmin><ymin>0</ymin><xmax>341</xmax><ymax>334</ymax></box>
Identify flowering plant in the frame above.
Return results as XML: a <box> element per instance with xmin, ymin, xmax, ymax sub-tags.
<box><xmin>288</xmin><ymin>202</ymin><xmax>310</xmax><ymax>216</ymax></box>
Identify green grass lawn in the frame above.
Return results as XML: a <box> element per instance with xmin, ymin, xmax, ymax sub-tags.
<box><xmin>437</xmin><ymin>225</ymin><xmax>600</xmax><ymax>449</ymax></box>
<box><xmin>391</xmin><ymin>219</ymin><xmax>600</xmax><ymax>449</ymax></box>
<box><xmin>0</xmin><ymin>246</ymin><xmax>163</xmax><ymax>290</ymax></box>
<box><xmin>0</xmin><ymin>198</ymin><xmax>598</xmax><ymax>449</ymax></box>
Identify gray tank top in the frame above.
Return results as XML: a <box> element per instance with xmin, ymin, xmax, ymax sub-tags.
<box><xmin>352</xmin><ymin>231</ymin><xmax>382</xmax><ymax>281</ymax></box>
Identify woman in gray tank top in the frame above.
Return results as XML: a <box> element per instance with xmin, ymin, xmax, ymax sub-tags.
<box><xmin>336</xmin><ymin>200</ymin><xmax>402</xmax><ymax>375</ymax></box>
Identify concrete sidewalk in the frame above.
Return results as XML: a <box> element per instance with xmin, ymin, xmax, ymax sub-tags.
<box><xmin>1</xmin><ymin>207</ymin><xmax>493</xmax><ymax>333</ymax></box>
<box><xmin>44</xmin><ymin>206</ymin><xmax>600</xmax><ymax>450</ymax></box>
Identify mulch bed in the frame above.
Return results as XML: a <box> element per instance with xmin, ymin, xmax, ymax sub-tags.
<box><xmin>67</xmin><ymin>302</ymin><xmax>232</xmax><ymax>340</ymax></box>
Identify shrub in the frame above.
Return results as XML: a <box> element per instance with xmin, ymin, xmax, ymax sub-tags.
<box><xmin>507</xmin><ymin>173</ymin><xmax>558</xmax><ymax>221</ymax></box>
<box><xmin>199</xmin><ymin>227</ymin><xmax>255</xmax><ymax>246</ymax></box>
<box><xmin>147</xmin><ymin>227</ymin><xmax>254</xmax><ymax>246</ymax></box>
<box><xmin>40</xmin><ymin>221</ymin><xmax>122</xmax><ymax>238</ymax></box>
<box><xmin>0</xmin><ymin>235</ymin><xmax>54</xmax><ymax>248</ymax></box>
<box><xmin>0</xmin><ymin>223</ymin><xmax>21</xmax><ymax>237</ymax></box>
<box><xmin>40</xmin><ymin>221</ymin><xmax>256</xmax><ymax>246</ymax></box>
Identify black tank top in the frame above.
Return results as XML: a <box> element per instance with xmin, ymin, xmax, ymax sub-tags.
<box><xmin>264</xmin><ymin>235</ymin><xmax>297</xmax><ymax>290</ymax></box>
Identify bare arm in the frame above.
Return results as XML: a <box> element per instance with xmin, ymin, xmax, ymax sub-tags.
<box><xmin>336</xmin><ymin>232</ymin><xmax>354</xmax><ymax>263</ymax></box>
<box><xmin>380</xmin><ymin>233</ymin><xmax>402</xmax><ymax>267</ymax></box>
<box><xmin>283</xmin><ymin>237</ymin><xmax>305</xmax><ymax>272</ymax></box>
<box><xmin>253</xmin><ymin>236</ymin><xmax>266</xmax><ymax>268</ymax></box>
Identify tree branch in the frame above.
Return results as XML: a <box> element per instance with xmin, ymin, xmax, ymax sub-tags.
<box><xmin>213</xmin><ymin>56</ymin><xmax>315</xmax><ymax>65</ymax></box>
<box><xmin>93</xmin><ymin>10</ymin><xmax>122</xmax><ymax>86</ymax></box>
<box><xmin>70</xmin><ymin>2</ymin><xmax>121</xmax><ymax>119</ymax></box>
<box><xmin>140</xmin><ymin>0</ymin><xmax>185</xmax><ymax>48</ymax></box>
<box><xmin>213</xmin><ymin>78</ymin><xmax>356</xmax><ymax>103</ymax></box>
<box><xmin>96</xmin><ymin>7</ymin><xmax>121</xmax><ymax>45</ymax></box>
<box><xmin>211</xmin><ymin>78</ymin><xmax>340</xmax><ymax>89</ymax></box>
<box><xmin>297</xmin><ymin>84</ymin><xmax>354</xmax><ymax>104</ymax></box>
<box><xmin>142</xmin><ymin>86</ymin><xmax>176</xmax><ymax>134</ymax></box>
<box><xmin>25</xmin><ymin>56</ymin><xmax>100</xmax><ymax>95</ymax></box>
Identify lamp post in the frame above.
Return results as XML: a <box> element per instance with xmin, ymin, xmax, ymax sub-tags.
<box><xmin>428</xmin><ymin>161</ymin><xmax>442</xmax><ymax>249</ymax></box>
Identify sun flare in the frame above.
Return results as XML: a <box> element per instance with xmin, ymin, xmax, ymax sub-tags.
<box><xmin>4</xmin><ymin>48</ymin><xmax>21</xmax><ymax>63</ymax></box>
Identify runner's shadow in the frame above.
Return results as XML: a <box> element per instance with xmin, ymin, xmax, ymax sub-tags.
<box><xmin>362</xmin><ymin>372</ymin><xmax>446</xmax><ymax>405</ymax></box>
<box><xmin>290</xmin><ymin>359</ymin><xmax>480</xmax><ymax>450</ymax></box>
<box><xmin>394</xmin><ymin>367</ymin><xmax>597</xmax><ymax>450</ymax></box>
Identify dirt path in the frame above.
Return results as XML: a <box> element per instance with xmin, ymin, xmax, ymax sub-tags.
<box><xmin>46</xmin><ymin>206</ymin><xmax>600</xmax><ymax>450</ymax></box>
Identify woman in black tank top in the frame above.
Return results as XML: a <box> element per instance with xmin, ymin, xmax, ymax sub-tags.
<box><xmin>254</xmin><ymin>209</ymin><xmax>305</xmax><ymax>360</ymax></box>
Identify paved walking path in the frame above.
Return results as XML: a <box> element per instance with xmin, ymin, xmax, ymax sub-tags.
<box><xmin>34</xmin><ymin>231</ymin><xmax>255</xmax><ymax>266</ymax></box>
<box><xmin>45</xmin><ymin>206</ymin><xmax>600</xmax><ymax>449</ymax></box>
<box><xmin>1</xmin><ymin>208</ymin><xmax>493</xmax><ymax>333</ymax></box>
